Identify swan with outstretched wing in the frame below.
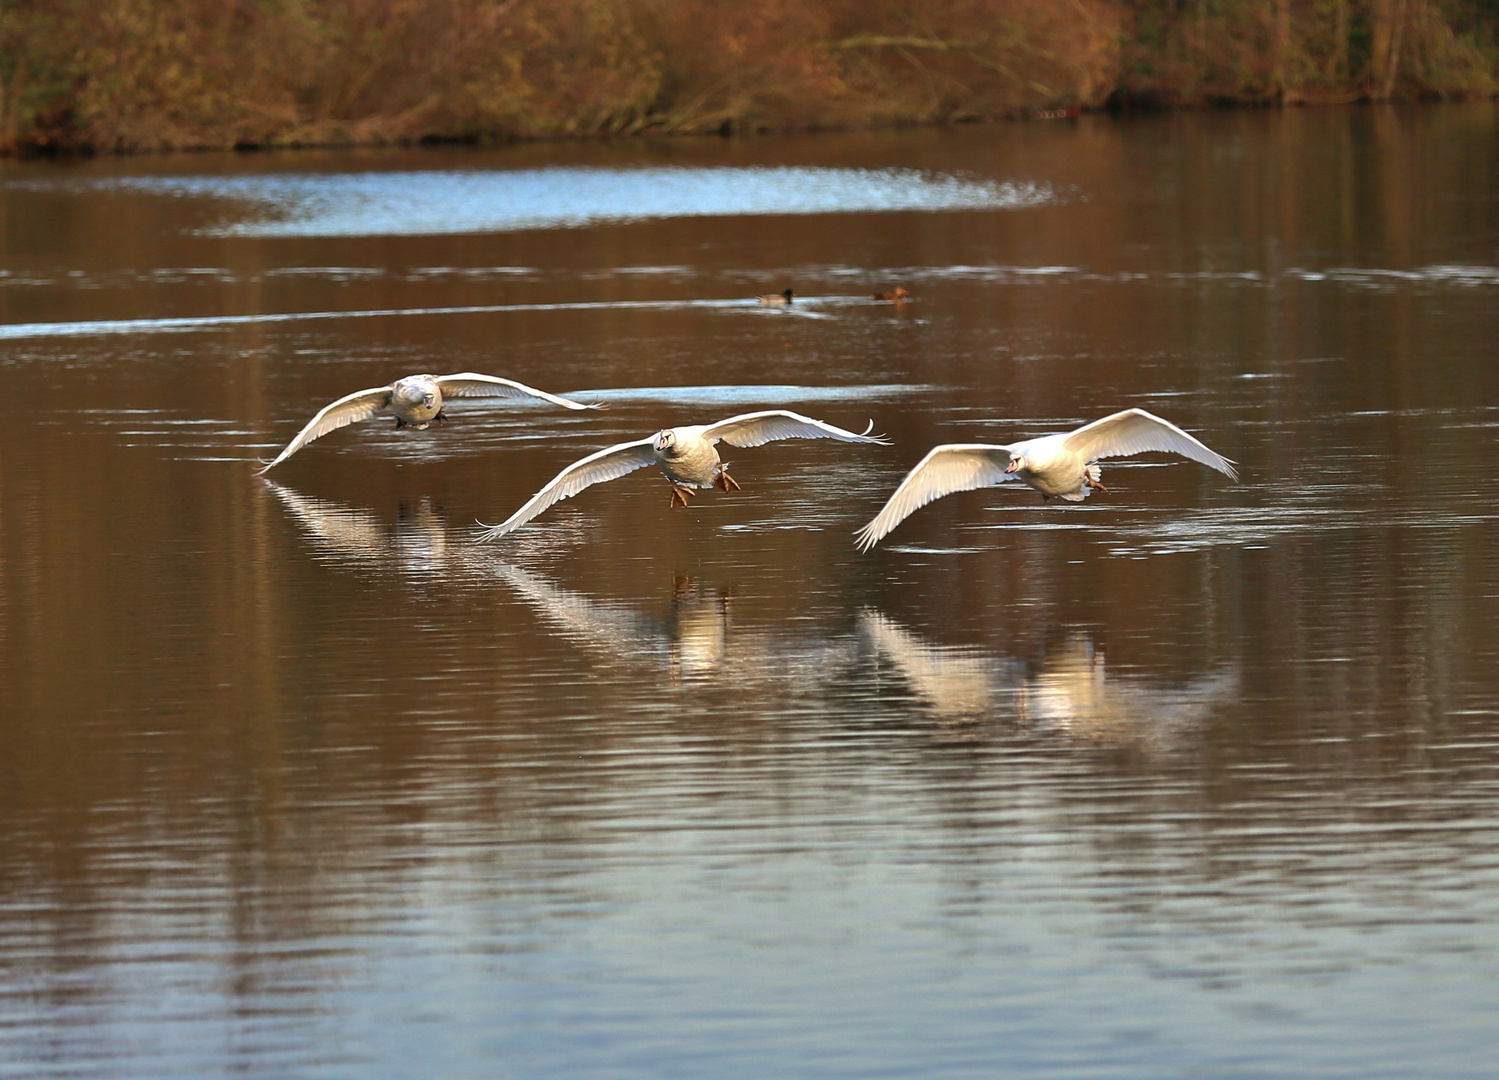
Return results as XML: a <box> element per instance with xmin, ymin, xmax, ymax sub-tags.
<box><xmin>856</xmin><ymin>408</ymin><xmax>1237</xmax><ymax>551</ymax></box>
<box><xmin>260</xmin><ymin>372</ymin><xmax>601</xmax><ymax>471</ymax></box>
<box><xmin>478</xmin><ymin>409</ymin><xmax>890</xmax><ymax>541</ymax></box>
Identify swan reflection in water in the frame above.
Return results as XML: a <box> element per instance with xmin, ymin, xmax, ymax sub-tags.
<box><xmin>263</xmin><ymin>479</ymin><xmax>857</xmax><ymax>687</ymax></box>
<box><xmin>491</xmin><ymin>562</ymin><xmax>860</xmax><ymax>688</ymax></box>
<box><xmin>264</xmin><ymin>479</ymin><xmax>464</xmax><ymax>579</ymax></box>
<box><xmin>859</xmin><ymin>611</ymin><xmax>1240</xmax><ymax>746</ymax></box>
<box><xmin>264</xmin><ymin>481</ymin><xmax>1237</xmax><ymax>723</ymax></box>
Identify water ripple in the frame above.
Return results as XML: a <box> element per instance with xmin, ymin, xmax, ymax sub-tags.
<box><xmin>0</xmin><ymin>296</ymin><xmax>870</xmax><ymax>340</ymax></box>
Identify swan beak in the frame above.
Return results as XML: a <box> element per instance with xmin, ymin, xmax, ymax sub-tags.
<box><xmin>1004</xmin><ymin>460</ymin><xmax>1019</xmax><ymax>474</ymax></box>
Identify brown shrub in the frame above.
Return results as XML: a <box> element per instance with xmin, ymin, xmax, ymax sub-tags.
<box><xmin>0</xmin><ymin>0</ymin><xmax>1493</xmax><ymax>154</ymax></box>
<box><xmin>1114</xmin><ymin>0</ymin><xmax>1498</xmax><ymax>106</ymax></box>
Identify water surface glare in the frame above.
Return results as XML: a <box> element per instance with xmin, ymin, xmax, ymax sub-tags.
<box><xmin>18</xmin><ymin>166</ymin><xmax>1056</xmax><ymax>236</ymax></box>
<box><xmin>3</xmin><ymin>109</ymin><xmax>1499</xmax><ymax>1079</ymax></box>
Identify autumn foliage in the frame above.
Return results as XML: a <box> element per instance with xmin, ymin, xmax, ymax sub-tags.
<box><xmin>0</xmin><ymin>0</ymin><xmax>1494</xmax><ymax>154</ymax></box>
<box><xmin>1115</xmin><ymin>0</ymin><xmax>1498</xmax><ymax>105</ymax></box>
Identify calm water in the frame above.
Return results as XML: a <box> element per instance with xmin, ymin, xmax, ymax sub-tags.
<box><xmin>3</xmin><ymin>106</ymin><xmax>1499</xmax><ymax>1078</ymax></box>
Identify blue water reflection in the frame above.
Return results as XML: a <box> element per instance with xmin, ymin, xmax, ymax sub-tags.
<box><xmin>66</xmin><ymin>166</ymin><xmax>1057</xmax><ymax>236</ymax></box>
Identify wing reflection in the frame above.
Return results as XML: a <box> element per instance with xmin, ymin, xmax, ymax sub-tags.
<box><xmin>263</xmin><ymin>479</ymin><xmax>856</xmax><ymax>687</ymax></box>
<box><xmin>493</xmin><ymin>563</ymin><xmax>857</xmax><ymax>688</ymax></box>
<box><xmin>487</xmin><ymin>560</ymin><xmax>677</xmax><ymax>670</ymax></box>
<box><xmin>1017</xmin><ymin>637</ymin><xmax>1241</xmax><ymax>746</ymax></box>
<box><xmin>859</xmin><ymin>610</ymin><xmax>1239</xmax><ymax>744</ymax></box>
<box><xmin>264</xmin><ymin>479</ymin><xmax>457</xmax><ymax>576</ymax></box>
<box><xmin>859</xmin><ymin>610</ymin><xmax>1024</xmax><ymax>724</ymax></box>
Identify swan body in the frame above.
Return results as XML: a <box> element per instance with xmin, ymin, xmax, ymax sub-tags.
<box><xmin>477</xmin><ymin>409</ymin><xmax>890</xmax><ymax>541</ymax></box>
<box><xmin>259</xmin><ymin>372</ymin><xmax>600</xmax><ymax>472</ymax></box>
<box><xmin>855</xmin><ymin>408</ymin><xmax>1237</xmax><ymax>551</ymax></box>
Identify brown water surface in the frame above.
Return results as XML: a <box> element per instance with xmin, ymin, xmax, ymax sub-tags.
<box><xmin>3</xmin><ymin>106</ymin><xmax>1499</xmax><ymax>1078</ymax></box>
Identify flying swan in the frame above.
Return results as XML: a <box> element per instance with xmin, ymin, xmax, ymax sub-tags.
<box><xmin>259</xmin><ymin>372</ymin><xmax>601</xmax><ymax>472</ymax></box>
<box><xmin>855</xmin><ymin>408</ymin><xmax>1237</xmax><ymax>551</ymax></box>
<box><xmin>477</xmin><ymin>410</ymin><xmax>890</xmax><ymax>541</ymax></box>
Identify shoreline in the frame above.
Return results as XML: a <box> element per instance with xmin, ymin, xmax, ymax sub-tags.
<box><xmin>7</xmin><ymin>96</ymin><xmax>1496</xmax><ymax>163</ymax></box>
<box><xmin>3</xmin><ymin>0</ymin><xmax>1495</xmax><ymax>158</ymax></box>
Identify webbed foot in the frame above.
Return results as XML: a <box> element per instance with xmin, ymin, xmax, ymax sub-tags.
<box><xmin>714</xmin><ymin>470</ymin><xmax>741</xmax><ymax>493</ymax></box>
<box><xmin>669</xmin><ymin>485</ymin><xmax>696</xmax><ymax>508</ymax></box>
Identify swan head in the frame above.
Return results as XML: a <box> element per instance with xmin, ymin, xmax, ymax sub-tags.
<box><xmin>394</xmin><ymin>381</ymin><xmax>437</xmax><ymax>411</ymax></box>
<box><xmin>1005</xmin><ymin>453</ymin><xmax>1026</xmax><ymax>475</ymax></box>
<box><xmin>655</xmin><ymin>429</ymin><xmax>679</xmax><ymax>454</ymax></box>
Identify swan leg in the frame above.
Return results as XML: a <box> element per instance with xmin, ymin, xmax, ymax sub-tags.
<box><xmin>714</xmin><ymin>469</ymin><xmax>741</xmax><ymax>493</ymax></box>
<box><xmin>394</xmin><ymin>417</ymin><xmax>408</xmax><ymax>430</ymax></box>
<box><xmin>435</xmin><ymin>410</ymin><xmax>449</xmax><ymax>424</ymax></box>
<box><xmin>1085</xmin><ymin>475</ymin><xmax>1109</xmax><ymax>494</ymax></box>
<box><xmin>669</xmin><ymin>485</ymin><xmax>696</xmax><ymax>508</ymax></box>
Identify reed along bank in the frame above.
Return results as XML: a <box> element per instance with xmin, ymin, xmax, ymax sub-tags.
<box><xmin>2</xmin><ymin>0</ymin><xmax>1496</xmax><ymax>154</ymax></box>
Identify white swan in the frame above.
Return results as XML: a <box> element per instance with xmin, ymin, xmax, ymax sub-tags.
<box><xmin>477</xmin><ymin>409</ymin><xmax>890</xmax><ymax>541</ymax></box>
<box><xmin>856</xmin><ymin>408</ymin><xmax>1237</xmax><ymax>551</ymax></box>
<box><xmin>259</xmin><ymin>372</ymin><xmax>600</xmax><ymax>472</ymax></box>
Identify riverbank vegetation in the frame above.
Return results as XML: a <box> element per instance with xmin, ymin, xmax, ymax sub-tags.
<box><xmin>2</xmin><ymin>0</ymin><xmax>1495</xmax><ymax>154</ymax></box>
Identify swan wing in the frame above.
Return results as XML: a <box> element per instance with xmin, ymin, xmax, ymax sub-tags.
<box><xmin>475</xmin><ymin>436</ymin><xmax>657</xmax><ymax>541</ymax></box>
<box><xmin>258</xmin><ymin>386</ymin><xmax>393</xmax><ymax>472</ymax></box>
<box><xmin>434</xmin><ymin>373</ymin><xmax>603</xmax><ymax>410</ymax></box>
<box><xmin>855</xmin><ymin>444</ymin><xmax>1015</xmax><ymax>551</ymax></box>
<box><xmin>1062</xmin><ymin>409</ymin><xmax>1238</xmax><ymax>480</ymax></box>
<box><xmin>699</xmin><ymin>410</ymin><xmax>891</xmax><ymax>448</ymax></box>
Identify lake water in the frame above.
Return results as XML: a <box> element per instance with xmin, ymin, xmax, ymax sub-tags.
<box><xmin>3</xmin><ymin>106</ymin><xmax>1498</xmax><ymax>1078</ymax></box>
